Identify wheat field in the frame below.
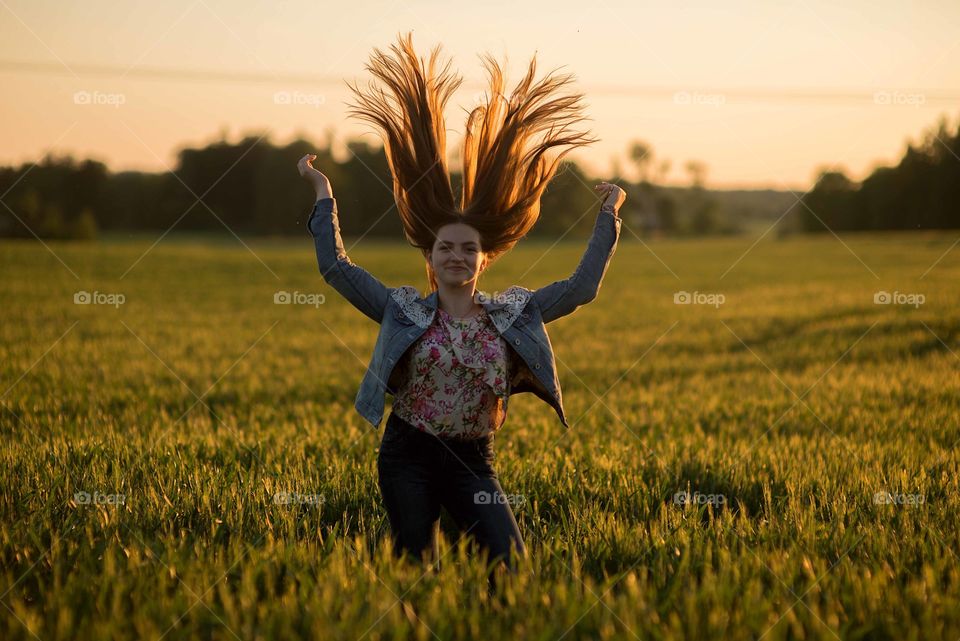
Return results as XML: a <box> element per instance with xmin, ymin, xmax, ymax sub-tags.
<box><xmin>1</xmin><ymin>229</ymin><xmax>958</xmax><ymax>640</ymax></box>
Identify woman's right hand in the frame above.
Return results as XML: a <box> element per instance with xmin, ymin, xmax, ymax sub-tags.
<box><xmin>298</xmin><ymin>153</ymin><xmax>333</xmax><ymax>200</ymax></box>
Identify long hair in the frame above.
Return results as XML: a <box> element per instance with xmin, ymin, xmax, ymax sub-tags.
<box><xmin>344</xmin><ymin>32</ymin><xmax>597</xmax><ymax>292</ymax></box>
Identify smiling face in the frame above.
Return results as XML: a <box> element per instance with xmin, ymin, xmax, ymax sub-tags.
<box><xmin>428</xmin><ymin>223</ymin><xmax>488</xmax><ymax>287</ymax></box>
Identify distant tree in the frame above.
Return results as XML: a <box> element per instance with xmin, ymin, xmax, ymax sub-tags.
<box><xmin>684</xmin><ymin>160</ymin><xmax>707</xmax><ymax>189</ymax></box>
<box><xmin>71</xmin><ymin>208</ymin><xmax>98</xmax><ymax>240</ymax></box>
<box><xmin>690</xmin><ymin>200</ymin><xmax>720</xmax><ymax>235</ymax></box>
<box><xmin>629</xmin><ymin>141</ymin><xmax>653</xmax><ymax>184</ymax></box>
<box><xmin>799</xmin><ymin>169</ymin><xmax>858</xmax><ymax>232</ymax></box>
<box><xmin>681</xmin><ymin>160</ymin><xmax>721</xmax><ymax>235</ymax></box>
<box><xmin>654</xmin><ymin>192</ymin><xmax>677</xmax><ymax>233</ymax></box>
<box><xmin>656</xmin><ymin>159</ymin><xmax>672</xmax><ymax>184</ymax></box>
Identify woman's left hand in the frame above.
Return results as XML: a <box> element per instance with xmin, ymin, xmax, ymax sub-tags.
<box><xmin>594</xmin><ymin>182</ymin><xmax>626</xmax><ymax>212</ymax></box>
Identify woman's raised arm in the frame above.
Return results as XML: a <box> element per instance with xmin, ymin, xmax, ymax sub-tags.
<box><xmin>299</xmin><ymin>154</ymin><xmax>391</xmax><ymax>323</ymax></box>
<box><xmin>532</xmin><ymin>182</ymin><xmax>625</xmax><ymax>324</ymax></box>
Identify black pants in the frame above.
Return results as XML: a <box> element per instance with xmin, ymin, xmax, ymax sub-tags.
<box><xmin>376</xmin><ymin>411</ymin><xmax>526</xmax><ymax>577</ymax></box>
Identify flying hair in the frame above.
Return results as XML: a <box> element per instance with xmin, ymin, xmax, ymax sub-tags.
<box><xmin>344</xmin><ymin>31</ymin><xmax>598</xmax><ymax>291</ymax></box>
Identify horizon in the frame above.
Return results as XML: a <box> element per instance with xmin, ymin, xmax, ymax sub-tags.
<box><xmin>1</xmin><ymin>0</ymin><xmax>959</xmax><ymax>191</ymax></box>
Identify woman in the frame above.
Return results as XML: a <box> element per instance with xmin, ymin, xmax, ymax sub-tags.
<box><xmin>297</xmin><ymin>33</ymin><xmax>625</xmax><ymax>582</ymax></box>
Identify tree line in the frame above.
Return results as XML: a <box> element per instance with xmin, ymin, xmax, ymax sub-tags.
<box><xmin>797</xmin><ymin>114</ymin><xmax>960</xmax><ymax>232</ymax></box>
<box><xmin>0</xmin><ymin>131</ymin><xmax>764</xmax><ymax>241</ymax></box>
<box><xmin>1</xmin><ymin>112</ymin><xmax>957</xmax><ymax>240</ymax></box>
<box><xmin>0</xmin><ymin>135</ymin><xmax>609</xmax><ymax>241</ymax></box>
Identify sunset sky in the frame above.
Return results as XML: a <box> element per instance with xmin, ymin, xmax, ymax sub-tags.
<box><xmin>1</xmin><ymin>0</ymin><xmax>958</xmax><ymax>190</ymax></box>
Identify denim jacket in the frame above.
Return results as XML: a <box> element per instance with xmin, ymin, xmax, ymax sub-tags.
<box><xmin>307</xmin><ymin>197</ymin><xmax>621</xmax><ymax>430</ymax></box>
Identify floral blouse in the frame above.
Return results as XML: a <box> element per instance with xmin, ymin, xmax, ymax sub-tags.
<box><xmin>391</xmin><ymin>306</ymin><xmax>510</xmax><ymax>439</ymax></box>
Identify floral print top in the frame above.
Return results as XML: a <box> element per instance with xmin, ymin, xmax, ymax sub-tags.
<box><xmin>391</xmin><ymin>306</ymin><xmax>510</xmax><ymax>439</ymax></box>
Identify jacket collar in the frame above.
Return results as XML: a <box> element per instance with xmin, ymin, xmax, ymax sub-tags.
<box><xmin>414</xmin><ymin>289</ymin><xmax>512</xmax><ymax>312</ymax></box>
<box><xmin>403</xmin><ymin>287</ymin><xmax>525</xmax><ymax>333</ymax></box>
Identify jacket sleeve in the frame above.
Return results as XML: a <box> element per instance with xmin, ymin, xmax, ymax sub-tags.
<box><xmin>307</xmin><ymin>197</ymin><xmax>391</xmax><ymax>324</ymax></box>
<box><xmin>532</xmin><ymin>205</ymin><xmax>622</xmax><ymax>324</ymax></box>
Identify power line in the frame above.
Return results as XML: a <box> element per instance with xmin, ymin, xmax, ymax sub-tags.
<box><xmin>1</xmin><ymin>59</ymin><xmax>959</xmax><ymax>105</ymax></box>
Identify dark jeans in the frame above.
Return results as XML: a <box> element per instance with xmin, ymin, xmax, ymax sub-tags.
<box><xmin>376</xmin><ymin>411</ymin><xmax>526</xmax><ymax>577</ymax></box>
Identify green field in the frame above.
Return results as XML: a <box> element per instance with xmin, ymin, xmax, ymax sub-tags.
<box><xmin>1</xmin><ymin>229</ymin><xmax>958</xmax><ymax>640</ymax></box>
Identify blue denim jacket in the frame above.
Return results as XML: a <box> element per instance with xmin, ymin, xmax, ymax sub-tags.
<box><xmin>307</xmin><ymin>197</ymin><xmax>621</xmax><ymax>430</ymax></box>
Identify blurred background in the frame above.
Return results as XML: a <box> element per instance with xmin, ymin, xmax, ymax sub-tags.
<box><xmin>1</xmin><ymin>0</ymin><xmax>958</xmax><ymax>241</ymax></box>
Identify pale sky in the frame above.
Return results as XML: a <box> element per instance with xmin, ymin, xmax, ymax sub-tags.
<box><xmin>1</xmin><ymin>0</ymin><xmax>958</xmax><ymax>190</ymax></box>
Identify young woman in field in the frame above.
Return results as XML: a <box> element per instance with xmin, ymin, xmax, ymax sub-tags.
<box><xmin>297</xmin><ymin>33</ymin><xmax>625</xmax><ymax>583</ymax></box>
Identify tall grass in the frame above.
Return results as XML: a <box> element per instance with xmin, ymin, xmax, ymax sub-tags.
<box><xmin>1</xmin><ymin>229</ymin><xmax>958</xmax><ymax>640</ymax></box>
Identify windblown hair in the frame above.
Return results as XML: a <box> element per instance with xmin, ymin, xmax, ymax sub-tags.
<box><xmin>344</xmin><ymin>32</ymin><xmax>597</xmax><ymax>291</ymax></box>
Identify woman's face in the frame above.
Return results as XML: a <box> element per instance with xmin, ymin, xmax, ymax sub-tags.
<box><xmin>429</xmin><ymin>223</ymin><xmax>488</xmax><ymax>287</ymax></box>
